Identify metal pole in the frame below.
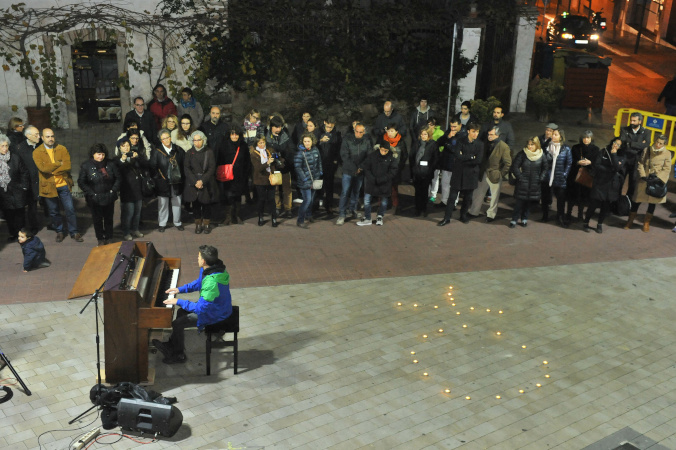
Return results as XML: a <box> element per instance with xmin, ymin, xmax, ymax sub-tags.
<box><xmin>635</xmin><ymin>0</ymin><xmax>647</xmax><ymax>54</ymax></box>
<box><xmin>446</xmin><ymin>22</ymin><xmax>458</xmax><ymax>127</ymax></box>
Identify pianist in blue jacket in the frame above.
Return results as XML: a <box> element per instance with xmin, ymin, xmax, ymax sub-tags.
<box><xmin>153</xmin><ymin>244</ymin><xmax>232</xmax><ymax>364</ymax></box>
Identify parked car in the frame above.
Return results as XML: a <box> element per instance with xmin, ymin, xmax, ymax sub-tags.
<box><xmin>547</xmin><ymin>13</ymin><xmax>600</xmax><ymax>51</ymax></box>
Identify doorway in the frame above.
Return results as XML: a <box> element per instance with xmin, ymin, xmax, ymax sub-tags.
<box><xmin>72</xmin><ymin>41</ymin><xmax>121</xmax><ymax>124</ymax></box>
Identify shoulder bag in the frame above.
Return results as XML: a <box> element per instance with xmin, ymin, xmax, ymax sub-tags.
<box><xmin>216</xmin><ymin>147</ymin><xmax>239</xmax><ymax>182</ymax></box>
<box><xmin>645</xmin><ymin>149</ymin><xmax>668</xmax><ymax>198</ymax></box>
<box><xmin>574</xmin><ymin>146</ymin><xmax>593</xmax><ymax>188</ymax></box>
<box><xmin>303</xmin><ymin>151</ymin><xmax>323</xmax><ymax>190</ymax></box>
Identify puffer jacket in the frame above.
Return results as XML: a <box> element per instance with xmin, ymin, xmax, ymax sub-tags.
<box><xmin>0</xmin><ymin>151</ymin><xmax>29</xmax><ymax>210</ymax></box>
<box><xmin>340</xmin><ymin>133</ymin><xmax>373</xmax><ymax>176</ymax></box>
<box><xmin>511</xmin><ymin>149</ymin><xmax>547</xmax><ymax>201</ymax></box>
<box><xmin>294</xmin><ymin>145</ymin><xmax>323</xmax><ymax>190</ymax></box>
<box><xmin>78</xmin><ymin>159</ymin><xmax>120</xmax><ymax>206</ymax></box>
<box><xmin>543</xmin><ymin>143</ymin><xmax>573</xmax><ymax>188</ymax></box>
<box><xmin>590</xmin><ymin>148</ymin><xmax>625</xmax><ymax>202</ymax></box>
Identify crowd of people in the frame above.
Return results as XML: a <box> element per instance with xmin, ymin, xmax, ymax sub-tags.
<box><xmin>1</xmin><ymin>87</ymin><xmax>675</xmax><ymax>268</ymax></box>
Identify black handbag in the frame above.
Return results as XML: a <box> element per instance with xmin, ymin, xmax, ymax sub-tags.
<box><xmin>140</xmin><ymin>170</ymin><xmax>156</xmax><ymax>197</ymax></box>
<box><xmin>645</xmin><ymin>174</ymin><xmax>668</xmax><ymax>198</ymax></box>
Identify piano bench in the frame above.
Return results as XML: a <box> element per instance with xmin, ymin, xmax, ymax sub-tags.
<box><xmin>204</xmin><ymin>306</ymin><xmax>239</xmax><ymax>376</ymax></box>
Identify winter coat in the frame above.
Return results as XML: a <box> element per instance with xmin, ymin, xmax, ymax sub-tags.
<box><xmin>78</xmin><ymin>159</ymin><xmax>120</xmax><ymax>206</ymax></box>
<box><xmin>543</xmin><ymin>143</ymin><xmax>573</xmax><ymax>188</ymax></box>
<box><xmin>200</xmin><ymin>120</ymin><xmax>230</xmax><ymax>156</ymax></box>
<box><xmin>590</xmin><ymin>148</ymin><xmax>626</xmax><ymax>202</ymax></box>
<box><xmin>480</xmin><ymin>139</ymin><xmax>512</xmax><ymax>184</ymax></box>
<box><xmin>171</xmin><ymin>128</ymin><xmax>193</xmax><ymax>152</ymax></box>
<box><xmin>409</xmin><ymin>139</ymin><xmax>439</xmax><ymax>180</ymax></box>
<box><xmin>7</xmin><ymin>131</ymin><xmax>24</xmax><ymax>149</ymax></box>
<box><xmin>14</xmin><ymin>139</ymin><xmax>40</xmax><ymax>201</ymax></box>
<box><xmin>0</xmin><ymin>151</ymin><xmax>29</xmax><ymax>210</ymax></box>
<box><xmin>33</xmin><ymin>144</ymin><xmax>74</xmax><ymax>198</ymax></box>
<box><xmin>217</xmin><ymin>136</ymin><xmax>251</xmax><ymax>196</ymax></box>
<box><xmin>265</xmin><ymin>130</ymin><xmax>294</xmax><ymax>174</ymax></box>
<box><xmin>294</xmin><ymin>146</ymin><xmax>323</xmax><ymax>190</ymax></box>
<box><xmin>113</xmin><ymin>152</ymin><xmax>148</xmax><ymax>203</ymax></box>
<box><xmin>566</xmin><ymin>142</ymin><xmax>599</xmax><ymax>201</ymax></box>
<box><xmin>634</xmin><ymin>146</ymin><xmax>672</xmax><ymax>204</ymax></box>
<box><xmin>20</xmin><ymin>235</ymin><xmax>46</xmax><ymax>271</ymax></box>
<box><xmin>436</xmin><ymin>129</ymin><xmax>466</xmax><ymax>172</ymax></box>
<box><xmin>450</xmin><ymin>137</ymin><xmax>483</xmax><ymax>190</ymax></box>
<box><xmin>377</xmin><ymin>134</ymin><xmax>408</xmax><ymax>184</ymax></box>
<box><xmin>147</xmin><ymin>97</ymin><xmax>177</xmax><ymax>130</ymax></box>
<box><xmin>372</xmin><ymin>111</ymin><xmax>408</xmax><ymax>140</ymax></box>
<box><xmin>511</xmin><ymin>150</ymin><xmax>547</xmax><ymax>201</ymax></box>
<box><xmin>183</xmin><ymin>146</ymin><xmax>218</xmax><ymax>204</ymax></box>
<box><xmin>250</xmin><ymin>146</ymin><xmax>285</xmax><ymax>186</ymax></box>
<box><xmin>317</xmin><ymin>126</ymin><xmax>342</xmax><ymax>174</ymax></box>
<box><xmin>620</xmin><ymin>125</ymin><xmax>650</xmax><ymax>162</ymax></box>
<box><xmin>116</xmin><ymin>131</ymin><xmax>152</xmax><ymax>160</ymax></box>
<box><xmin>340</xmin><ymin>133</ymin><xmax>373</xmax><ymax>176</ymax></box>
<box><xmin>123</xmin><ymin>110</ymin><xmax>157</xmax><ymax>147</ymax></box>
<box><xmin>361</xmin><ymin>149</ymin><xmax>398</xmax><ymax>197</ymax></box>
<box><xmin>149</xmin><ymin>144</ymin><xmax>185</xmax><ymax>197</ymax></box>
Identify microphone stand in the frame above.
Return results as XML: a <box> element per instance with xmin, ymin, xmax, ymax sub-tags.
<box><xmin>69</xmin><ymin>252</ymin><xmax>127</xmax><ymax>424</ymax></box>
<box><xmin>0</xmin><ymin>345</ymin><xmax>31</xmax><ymax>396</ymax></box>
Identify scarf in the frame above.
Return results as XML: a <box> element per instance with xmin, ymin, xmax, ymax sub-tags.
<box><xmin>243</xmin><ymin>119</ymin><xmax>261</xmax><ymax>132</ymax></box>
<box><xmin>0</xmin><ymin>151</ymin><xmax>11</xmax><ymax>191</ymax></box>
<box><xmin>93</xmin><ymin>159</ymin><xmax>110</xmax><ymax>179</ymax></box>
<box><xmin>383</xmin><ymin>132</ymin><xmax>402</xmax><ymax>148</ymax></box>
<box><xmin>256</xmin><ymin>145</ymin><xmax>270</xmax><ymax>172</ymax></box>
<box><xmin>416</xmin><ymin>140</ymin><xmax>427</xmax><ymax>164</ymax></box>
<box><xmin>180</xmin><ymin>97</ymin><xmax>196</xmax><ymax>109</ymax></box>
<box><xmin>524</xmin><ymin>147</ymin><xmax>543</xmax><ymax>162</ymax></box>
<box><xmin>548</xmin><ymin>142</ymin><xmax>561</xmax><ymax>186</ymax></box>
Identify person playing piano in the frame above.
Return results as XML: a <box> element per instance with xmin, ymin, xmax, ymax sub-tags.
<box><xmin>153</xmin><ymin>245</ymin><xmax>232</xmax><ymax>364</ymax></box>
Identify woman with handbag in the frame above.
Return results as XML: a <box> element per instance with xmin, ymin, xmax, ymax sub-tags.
<box><xmin>509</xmin><ymin>137</ymin><xmax>547</xmax><ymax>228</ymax></box>
<box><xmin>584</xmin><ymin>137</ymin><xmax>626</xmax><ymax>234</ymax></box>
<box><xmin>78</xmin><ymin>143</ymin><xmax>120</xmax><ymax>245</ymax></box>
<box><xmin>217</xmin><ymin>125</ymin><xmax>251</xmax><ymax>225</ymax></box>
<box><xmin>565</xmin><ymin>130</ymin><xmax>598</xmax><ymax>223</ymax></box>
<box><xmin>150</xmin><ymin>128</ymin><xmax>185</xmax><ymax>232</ymax></box>
<box><xmin>294</xmin><ymin>132</ymin><xmax>323</xmax><ymax>229</ymax></box>
<box><xmin>113</xmin><ymin>136</ymin><xmax>148</xmax><ymax>241</ymax></box>
<box><xmin>250</xmin><ymin>136</ymin><xmax>285</xmax><ymax>227</ymax></box>
<box><xmin>624</xmin><ymin>134</ymin><xmax>671</xmax><ymax>232</ymax></box>
<box><xmin>183</xmin><ymin>130</ymin><xmax>218</xmax><ymax>234</ymax></box>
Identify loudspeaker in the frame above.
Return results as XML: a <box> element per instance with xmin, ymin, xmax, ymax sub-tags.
<box><xmin>117</xmin><ymin>398</ymin><xmax>183</xmax><ymax>437</ymax></box>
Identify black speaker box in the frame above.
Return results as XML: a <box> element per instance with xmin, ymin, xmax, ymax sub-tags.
<box><xmin>117</xmin><ymin>398</ymin><xmax>183</xmax><ymax>437</ymax></box>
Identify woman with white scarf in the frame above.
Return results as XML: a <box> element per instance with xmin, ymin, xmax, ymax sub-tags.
<box><xmin>624</xmin><ymin>134</ymin><xmax>672</xmax><ymax>232</ymax></box>
<box><xmin>509</xmin><ymin>137</ymin><xmax>547</xmax><ymax>228</ymax></box>
<box><xmin>540</xmin><ymin>129</ymin><xmax>572</xmax><ymax>226</ymax></box>
<box><xmin>250</xmin><ymin>136</ymin><xmax>285</xmax><ymax>227</ymax></box>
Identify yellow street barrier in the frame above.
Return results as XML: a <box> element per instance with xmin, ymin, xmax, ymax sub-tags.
<box><xmin>614</xmin><ymin>108</ymin><xmax>676</xmax><ymax>165</ymax></box>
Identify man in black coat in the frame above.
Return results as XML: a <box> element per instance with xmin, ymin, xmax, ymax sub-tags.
<box><xmin>434</xmin><ymin>119</ymin><xmax>465</xmax><ymax>209</ymax></box>
<box><xmin>316</xmin><ymin>118</ymin><xmax>342</xmax><ymax>217</ymax></box>
<box><xmin>124</xmin><ymin>96</ymin><xmax>157</xmax><ymax>146</ymax></box>
<box><xmin>200</xmin><ymin>106</ymin><xmax>230</xmax><ymax>156</ymax></box>
<box><xmin>619</xmin><ymin>112</ymin><xmax>650</xmax><ymax>199</ymax></box>
<box><xmin>14</xmin><ymin>125</ymin><xmax>42</xmax><ymax>234</ymax></box>
<box><xmin>438</xmin><ymin>123</ymin><xmax>483</xmax><ymax>226</ymax></box>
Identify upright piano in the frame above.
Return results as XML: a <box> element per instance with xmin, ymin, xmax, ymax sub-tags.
<box><xmin>69</xmin><ymin>241</ymin><xmax>180</xmax><ymax>384</ymax></box>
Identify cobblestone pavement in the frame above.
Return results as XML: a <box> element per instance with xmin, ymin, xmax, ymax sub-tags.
<box><xmin>2</xmin><ymin>258</ymin><xmax>676</xmax><ymax>449</ymax></box>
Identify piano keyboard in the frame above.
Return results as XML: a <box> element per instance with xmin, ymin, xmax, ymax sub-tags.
<box><xmin>165</xmin><ymin>269</ymin><xmax>180</xmax><ymax>307</ymax></box>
